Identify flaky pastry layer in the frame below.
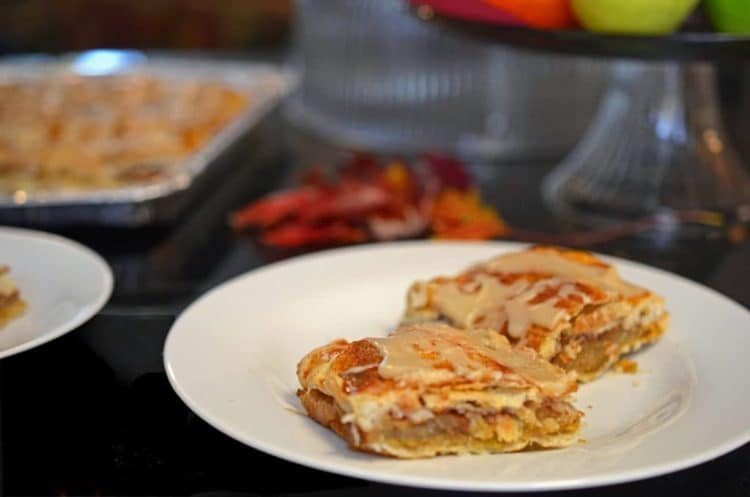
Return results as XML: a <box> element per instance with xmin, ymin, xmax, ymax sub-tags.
<box><xmin>297</xmin><ymin>323</ymin><xmax>581</xmax><ymax>458</ymax></box>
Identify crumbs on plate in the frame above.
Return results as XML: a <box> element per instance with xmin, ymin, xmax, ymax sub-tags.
<box><xmin>613</xmin><ymin>358</ymin><xmax>639</xmax><ymax>375</ymax></box>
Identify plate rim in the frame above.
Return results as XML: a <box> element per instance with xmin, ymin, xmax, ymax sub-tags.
<box><xmin>0</xmin><ymin>226</ymin><xmax>114</xmax><ymax>359</ymax></box>
<box><xmin>164</xmin><ymin>240</ymin><xmax>750</xmax><ymax>492</ymax></box>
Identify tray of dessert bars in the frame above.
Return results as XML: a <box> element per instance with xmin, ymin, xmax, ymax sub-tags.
<box><xmin>0</xmin><ymin>50</ymin><xmax>294</xmax><ymax>227</ymax></box>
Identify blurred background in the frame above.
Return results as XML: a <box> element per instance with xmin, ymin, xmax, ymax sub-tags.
<box><xmin>0</xmin><ymin>0</ymin><xmax>291</xmax><ymax>52</ymax></box>
<box><xmin>1</xmin><ymin>0</ymin><xmax>749</xmax><ymax>258</ymax></box>
<box><xmin>0</xmin><ymin>0</ymin><xmax>607</xmax><ymax>160</ymax></box>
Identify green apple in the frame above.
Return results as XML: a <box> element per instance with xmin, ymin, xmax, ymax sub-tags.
<box><xmin>705</xmin><ymin>0</ymin><xmax>750</xmax><ymax>34</ymax></box>
<box><xmin>572</xmin><ymin>0</ymin><xmax>700</xmax><ymax>35</ymax></box>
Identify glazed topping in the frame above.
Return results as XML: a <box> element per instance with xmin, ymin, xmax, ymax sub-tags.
<box><xmin>428</xmin><ymin>248</ymin><xmax>639</xmax><ymax>337</ymax></box>
<box><xmin>503</xmin><ymin>279</ymin><xmax>595</xmax><ymax>338</ymax></box>
<box><xmin>369</xmin><ymin>323</ymin><xmax>574</xmax><ymax>396</ymax></box>
<box><xmin>433</xmin><ymin>275</ymin><xmax>602</xmax><ymax>336</ymax></box>
<box><xmin>484</xmin><ymin>249</ymin><xmax>642</xmax><ymax>296</ymax></box>
<box><xmin>433</xmin><ymin>274</ymin><xmax>528</xmax><ymax>332</ymax></box>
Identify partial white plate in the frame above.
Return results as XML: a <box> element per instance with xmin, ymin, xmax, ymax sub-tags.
<box><xmin>0</xmin><ymin>226</ymin><xmax>113</xmax><ymax>358</ymax></box>
<box><xmin>164</xmin><ymin>242</ymin><xmax>750</xmax><ymax>492</ymax></box>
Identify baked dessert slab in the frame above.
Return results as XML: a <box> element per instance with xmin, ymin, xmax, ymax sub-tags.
<box><xmin>297</xmin><ymin>323</ymin><xmax>581</xmax><ymax>459</ymax></box>
<box><xmin>0</xmin><ymin>75</ymin><xmax>249</xmax><ymax>194</ymax></box>
<box><xmin>402</xmin><ymin>246</ymin><xmax>668</xmax><ymax>382</ymax></box>
<box><xmin>0</xmin><ymin>266</ymin><xmax>25</xmax><ymax>328</ymax></box>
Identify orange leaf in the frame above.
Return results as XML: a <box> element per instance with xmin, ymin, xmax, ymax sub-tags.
<box><xmin>430</xmin><ymin>188</ymin><xmax>509</xmax><ymax>240</ymax></box>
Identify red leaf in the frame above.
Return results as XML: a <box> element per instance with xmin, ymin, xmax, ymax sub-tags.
<box><xmin>261</xmin><ymin>222</ymin><xmax>368</xmax><ymax>248</ymax></box>
<box><xmin>299</xmin><ymin>183</ymin><xmax>390</xmax><ymax>223</ymax></box>
<box><xmin>230</xmin><ymin>186</ymin><xmax>327</xmax><ymax>229</ymax></box>
<box><xmin>421</xmin><ymin>153</ymin><xmax>472</xmax><ymax>191</ymax></box>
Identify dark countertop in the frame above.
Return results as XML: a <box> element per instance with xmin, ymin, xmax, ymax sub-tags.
<box><xmin>2</xmin><ymin>85</ymin><xmax>750</xmax><ymax>497</ymax></box>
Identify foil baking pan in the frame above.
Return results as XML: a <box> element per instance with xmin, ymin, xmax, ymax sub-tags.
<box><xmin>0</xmin><ymin>50</ymin><xmax>294</xmax><ymax>227</ymax></box>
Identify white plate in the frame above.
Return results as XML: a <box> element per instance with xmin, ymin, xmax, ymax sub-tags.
<box><xmin>0</xmin><ymin>226</ymin><xmax>113</xmax><ymax>358</ymax></box>
<box><xmin>164</xmin><ymin>242</ymin><xmax>750</xmax><ymax>492</ymax></box>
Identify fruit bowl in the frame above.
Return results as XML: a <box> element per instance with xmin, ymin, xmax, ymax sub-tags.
<box><xmin>410</xmin><ymin>0</ymin><xmax>750</xmax><ymax>61</ymax></box>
